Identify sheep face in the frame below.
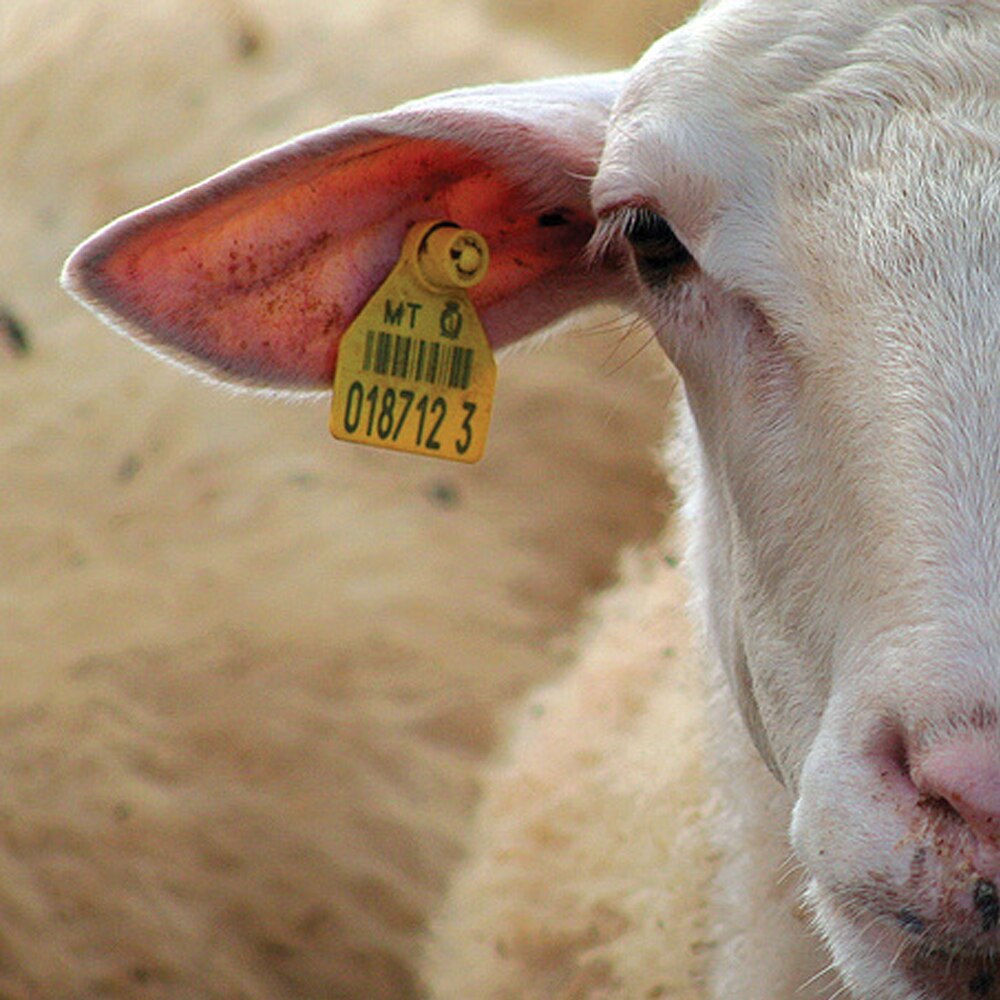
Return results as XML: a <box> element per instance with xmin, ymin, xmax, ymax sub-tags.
<box><xmin>594</xmin><ymin>2</ymin><xmax>1000</xmax><ymax>996</ymax></box>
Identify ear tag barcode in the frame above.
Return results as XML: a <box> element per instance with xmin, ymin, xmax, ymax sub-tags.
<box><xmin>330</xmin><ymin>220</ymin><xmax>496</xmax><ymax>464</ymax></box>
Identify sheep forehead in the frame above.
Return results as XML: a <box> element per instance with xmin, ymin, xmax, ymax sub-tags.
<box><xmin>611</xmin><ymin>0</ymin><xmax>1000</xmax><ymax>153</ymax></box>
<box><xmin>598</xmin><ymin>0</ymin><xmax>1000</xmax><ymax>312</ymax></box>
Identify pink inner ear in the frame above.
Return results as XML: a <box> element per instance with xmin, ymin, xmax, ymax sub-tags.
<box><xmin>75</xmin><ymin>136</ymin><xmax>596</xmax><ymax>389</ymax></box>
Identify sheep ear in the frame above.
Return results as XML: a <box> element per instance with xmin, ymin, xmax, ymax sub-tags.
<box><xmin>62</xmin><ymin>73</ymin><xmax>626</xmax><ymax>392</ymax></box>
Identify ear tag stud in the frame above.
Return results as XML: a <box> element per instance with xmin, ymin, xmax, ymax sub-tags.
<box><xmin>330</xmin><ymin>220</ymin><xmax>496</xmax><ymax>463</ymax></box>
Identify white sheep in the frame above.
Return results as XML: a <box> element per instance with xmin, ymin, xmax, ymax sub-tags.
<box><xmin>62</xmin><ymin>0</ymin><xmax>1000</xmax><ymax>997</ymax></box>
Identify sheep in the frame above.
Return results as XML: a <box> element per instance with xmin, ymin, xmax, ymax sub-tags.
<box><xmin>424</xmin><ymin>543</ymin><xmax>716</xmax><ymax>1000</ymax></box>
<box><xmin>61</xmin><ymin>0</ymin><xmax>1000</xmax><ymax>997</ymax></box>
<box><xmin>4</xmin><ymin>0</ymin><xmax>682</xmax><ymax>997</ymax></box>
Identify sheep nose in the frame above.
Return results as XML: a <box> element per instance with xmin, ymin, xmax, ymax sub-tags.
<box><xmin>913</xmin><ymin>738</ymin><xmax>1000</xmax><ymax>849</ymax></box>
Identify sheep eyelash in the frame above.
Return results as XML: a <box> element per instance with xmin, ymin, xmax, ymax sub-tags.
<box><xmin>588</xmin><ymin>204</ymin><xmax>693</xmax><ymax>285</ymax></box>
<box><xmin>586</xmin><ymin>205</ymin><xmax>645</xmax><ymax>267</ymax></box>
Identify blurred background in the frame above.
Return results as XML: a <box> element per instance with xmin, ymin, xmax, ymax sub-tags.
<box><xmin>0</xmin><ymin>0</ymin><xmax>694</xmax><ymax>996</ymax></box>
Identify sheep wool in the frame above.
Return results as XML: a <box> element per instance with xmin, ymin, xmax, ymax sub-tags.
<box><xmin>425</xmin><ymin>543</ymin><xmax>714</xmax><ymax>1000</ymax></box>
<box><xmin>1</xmin><ymin>1</ymin><xmax>682</xmax><ymax>997</ymax></box>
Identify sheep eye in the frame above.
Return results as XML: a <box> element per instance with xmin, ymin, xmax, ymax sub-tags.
<box><xmin>623</xmin><ymin>209</ymin><xmax>690</xmax><ymax>282</ymax></box>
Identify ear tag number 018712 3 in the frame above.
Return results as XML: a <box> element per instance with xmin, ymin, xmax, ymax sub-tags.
<box><xmin>330</xmin><ymin>220</ymin><xmax>496</xmax><ymax>464</ymax></box>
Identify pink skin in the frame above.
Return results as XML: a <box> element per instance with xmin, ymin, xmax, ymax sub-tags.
<box><xmin>913</xmin><ymin>740</ymin><xmax>1000</xmax><ymax>859</ymax></box>
<box><xmin>62</xmin><ymin>74</ymin><xmax>630</xmax><ymax>392</ymax></box>
<box><xmin>67</xmin><ymin>137</ymin><xmax>595</xmax><ymax>388</ymax></box>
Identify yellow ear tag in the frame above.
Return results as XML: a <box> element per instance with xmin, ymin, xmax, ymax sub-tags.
<box><xmin>330</xmin><ymin>221</ymin><xmax>496</xmax><ymax>464</ymax></box>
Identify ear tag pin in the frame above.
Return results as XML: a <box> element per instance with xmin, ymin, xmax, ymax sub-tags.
<box><xmin>330</xmin><ymin>220</ymin><xmax>496</xmax><ymax>463</ymax></box>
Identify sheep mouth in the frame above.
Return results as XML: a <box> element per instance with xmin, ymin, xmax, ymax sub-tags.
<box><xmin>886</xmin><ymin>931</ymin><xmax>999</xmax><ymax>1000</ymax></box>
<box><xmin>824</xmin><ymin>892</ymin><xmax>1000</xmax><ymax>999</ymax></box>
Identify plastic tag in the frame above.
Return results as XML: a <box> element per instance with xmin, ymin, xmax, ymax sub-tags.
<box><xmin>330</xmin><ymin>221</ymin><xmax>496</xmax><ymax>464</ymax></box>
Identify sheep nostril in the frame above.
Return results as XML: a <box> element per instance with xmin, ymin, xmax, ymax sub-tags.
<box><xmin>912</xmin><ymin>739</ymin><xmax>1000</xmax><ymax>849</ymax></box>
<box><xmin>870</xmin><ymin>723</ymin><xmax>919</xmax><ymax>798</ymax></box>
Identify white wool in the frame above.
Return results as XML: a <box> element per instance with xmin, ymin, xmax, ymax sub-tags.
<box><xmin>424</xmin><ymin>543</ymin><xmax>712</xmax><ymax>1000</ymax></box>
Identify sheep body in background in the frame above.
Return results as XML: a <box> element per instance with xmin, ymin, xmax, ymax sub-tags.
<box><xmin>3</xmin><ymin>1</ymin><xmax>681</xmax><ymax>997</ymax></box>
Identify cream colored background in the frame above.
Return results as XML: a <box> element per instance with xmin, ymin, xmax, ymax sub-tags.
<box><xmin>1</xmin><ymin>1</ymin><xmax>694</xmax><ymax>996</ymax></box>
